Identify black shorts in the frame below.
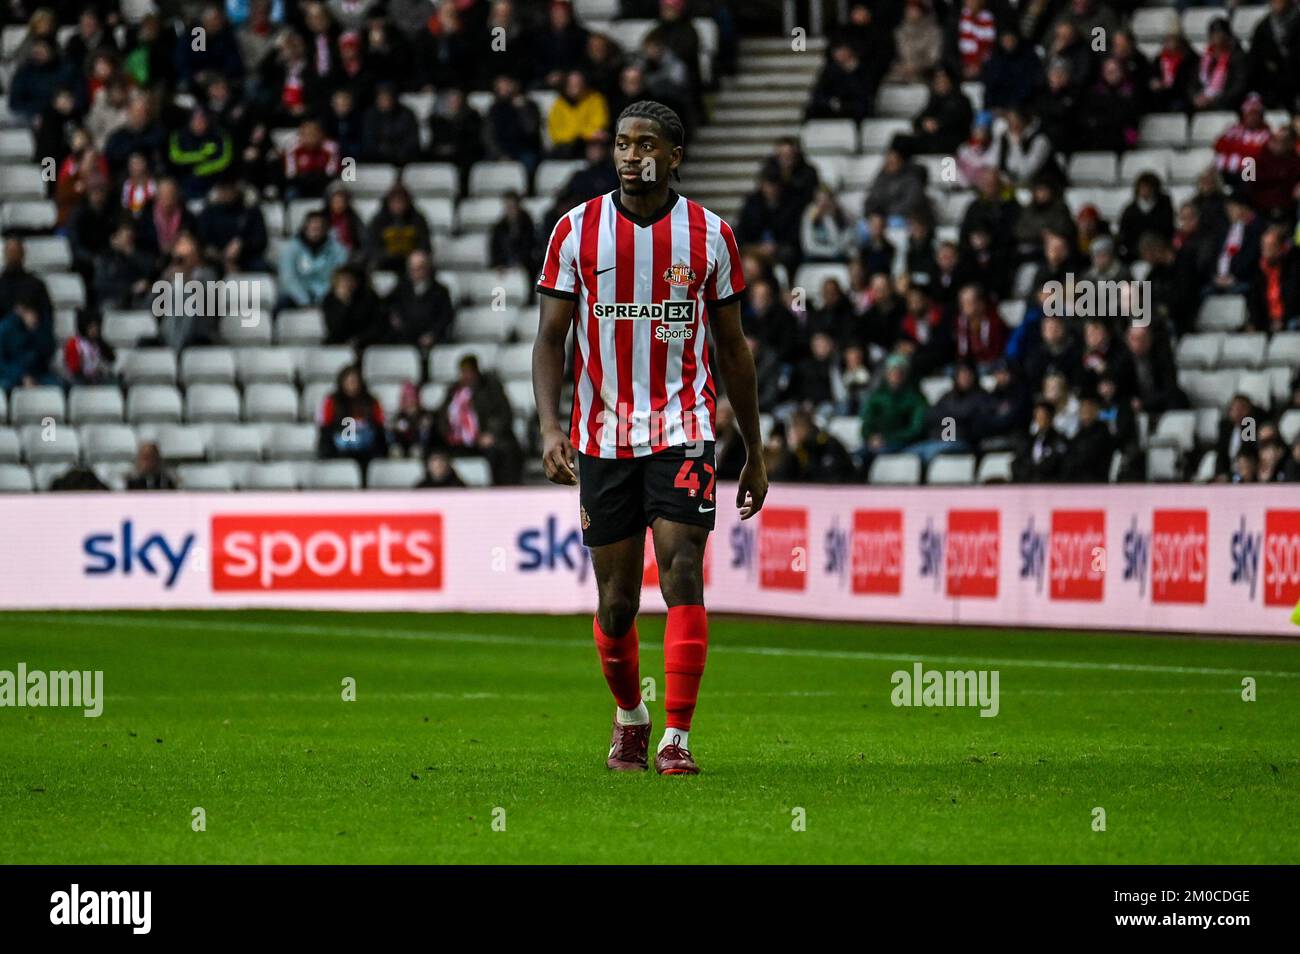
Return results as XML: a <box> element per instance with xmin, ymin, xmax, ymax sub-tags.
<box><xmin>578</xmin><ymin>442</ymin><xmax>717</xmax><ymax>547</ymax></box>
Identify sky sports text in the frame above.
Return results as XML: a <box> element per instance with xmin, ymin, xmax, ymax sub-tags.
<box><xmin>50</xmin><ymin>885</ymin><xmax>150</xmax><ymax>934</ymax></box>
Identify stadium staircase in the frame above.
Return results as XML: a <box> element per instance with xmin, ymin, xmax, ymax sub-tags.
<box><xmin>680</xmin><ymin>35</ymin><xmax>826</xmax><ymax>221</ymax></box>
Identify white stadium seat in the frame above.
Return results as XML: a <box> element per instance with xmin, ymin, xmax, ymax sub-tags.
<box><xmin>362</xmin><ymin>345</ymin><xmax>421</xmax><ymax>385</ymax></box>
<box><xmin>927</xmin><ymin>454</ymin><xmax>976</xmax><ymax>485</ymax></box>
<box><xmin>185</xmin><ymin>384</ymin><xmax>241</xmax><ymax>423</ymax></box>
<box><xmin>82</xmin><ymin>425</ymin><xmax>138</xmax><ymax>464</ymax></box>
<box><xmin>0</xmin><ymin>463</ymin><xmax>34</xmax><ymax>492</ymax></box>
<box><xmin>9</xmin><ymin>386</ymin><xmax>65</xmax><ymax>425</ymax></box>
<box><xmin>367</xmin><ymin>458</ymin><xmax>424</xmax><ymax>489</ymax></box>
<box><xmin>177</xmin><ymin>463</ymin><xmax>235</xmax><ymax>490</ymax></box>
<box><xmin>801</xmin><ymin>120</ymin><xmax>857</xmax><ymax>155</ymax></box>
<box><xmin>868</xmin><ymin>453</ymin><xmax>922</xmax><ymax>485</ymax></box>
<box><xmin>977</xmin><ymin>452</ymin><xmax>1013</xmax><ymax>483</ymax></box>
<box><xmin>305</xmin><ymin>459</ymin><xmax>362</xmax><ymax>489</ymax></box>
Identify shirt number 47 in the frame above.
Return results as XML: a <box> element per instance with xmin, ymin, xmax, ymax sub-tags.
<box><xmin>674</xmin><ymin>460</ymin><xmax>715</xmax><ymax>502</ymax></box>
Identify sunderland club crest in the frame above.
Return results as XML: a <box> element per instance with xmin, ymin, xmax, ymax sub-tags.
<box><xmin>663</xmin><ymin>261</ymin><xmax>696</xmax><ymax>286</ymax></box>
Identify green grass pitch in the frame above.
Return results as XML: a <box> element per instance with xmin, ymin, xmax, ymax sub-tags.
<box><xmin>1</xmin><ymin>609</ymin><xmax>1297</xmax><ymax>864</ymax></box>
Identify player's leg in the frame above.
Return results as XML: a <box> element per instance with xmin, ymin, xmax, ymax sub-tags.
<box><xmin>645</xmin><ymin>442</ymin><xmax>716</xmax><ymax>775</ymax></box>
<box><xmin>579</xmin><ymin>453</ymin><xmax>653</xmax><ymax>770</ymax></box>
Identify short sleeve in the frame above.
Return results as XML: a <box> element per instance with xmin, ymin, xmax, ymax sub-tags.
<box><xmin>536</xmin><ymin>213</ymin><xmax>578</xmax><ymax>301</ymax></box>
<box><xmin>706</xmin><ymin>218</ymin><xmax>745</xmax><ymax>310</ymax></box>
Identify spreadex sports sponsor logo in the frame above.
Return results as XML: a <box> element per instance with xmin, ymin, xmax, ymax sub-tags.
<box><xmin>211</xmin><ymin>514</ymin><xmax>442</xmax><ymax>590</ymax></box>
<box><xmin>1262</xmin><ymin>510</ymin><xmax>1300</xmax><ymax>607</ymax></box>
<box><xmin>517</xmin><ymin>514</ymin><xmax>592</xmax><ymax>581</ymax></box>
<box><xmin>83</xmin><ymin>520</ymin><xmax>196</xmax><ymax>588</ymax></box>
<box><xmin>1149</xmin><ymin>509</ymin><xmax>1208</xmax><ymax>604</ymax></box>
<box><xmin>730</xmin><ymin>507</ymin><xmax>808</xmax><ymax>590</ymax></box>
<box><xmin>592</xmin><ymin>300</ymin><xmax>696</xmax><ymax>341</ymax></box>
<box><xmin>1049</xmin><ymin>510</ymin><xmax>1106</xmax><ymax>601</ymax></box>
<box><xmin>921</xmin><ymin>511</ymin><xmax>999</xmax><ymax>598</ymax></box>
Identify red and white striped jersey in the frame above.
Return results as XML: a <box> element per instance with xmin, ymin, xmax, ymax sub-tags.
<box><xmin>536</xmin><ymin>190</ymin><xmax>745</xmax><ymax>459</ymax></box>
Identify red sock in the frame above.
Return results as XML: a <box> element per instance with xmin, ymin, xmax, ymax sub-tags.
<box><xmin>663</xmin><ymin>604</ymin><xmax>708</xmax><ymax>730</ymax></box>
<box><xmin>593</xmin><ymin>617</ymin><xmax>641</xmax><ymax>711</ymax></box>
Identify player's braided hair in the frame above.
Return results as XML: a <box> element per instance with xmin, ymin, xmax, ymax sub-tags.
<box><xmin>616</xmin><ymin>100</ymin><xmax>684</xmax><ymax>182</ymax></box>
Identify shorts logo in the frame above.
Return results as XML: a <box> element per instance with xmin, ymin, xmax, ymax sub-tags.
<box><xmin>663</xmin><ymin>261</ymin><xmax>696</xmax><ymax>286</ymax></box>
<box><xmin>580</xmin><ymin>505</ymin><xmax>591</xmax><ymax>531</ymax></box>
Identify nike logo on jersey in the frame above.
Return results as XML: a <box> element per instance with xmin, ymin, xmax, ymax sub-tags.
<box><xmin>595</xmin><ymin>265</ymin><xmax>617</xmax><ymax>276</ymax></box>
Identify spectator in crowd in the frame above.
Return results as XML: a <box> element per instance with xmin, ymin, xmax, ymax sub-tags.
<box><xmin>323</xmin><ymin>183</ymin><xmax>367</xmax><ymax>258</ymax></box>
<box><xmin>168</xmin><ymin>107</ymin><xmax>234</xmax><ymax>201</ymax></box>
<box><xmin>1083</xmin><ymin>57</ymin><xmax>1142</xmax><ymax>153</ymax></box>
<box><xmin>485</xmin><ymin>74</ymin><xmax>543</xmax><ymax>176</ymax></box>
<box><xmin>489</xmin><ymin>192</ymin><xmax>540</xmax><ymax>278</ymax></box>
<box><xmin>956</xmin><ymin>111</ymin><xmax>1000</xmax><ymax>186</ymax></box>
<box><xmin>55</xmin><ymin>129</ymin><xmax>110</xmax><ymax>228</ymax></box>
<box><xmin>0</xmin><ymin>239</ymin><xmax>52</xmax><ymax>322</ymax></box>
<box><xmin>793</xmin><ymin>330</ymin><xmax>842</xmax><ymax>416</ymax></box>
<box><xmin>325</xmin><ymin>87</ymin><xmax>364</xmax><ymax>163</ymax></box>
<box><xmin>196</xmin><ymin>179</ymin><xmax>269</xmax><ymax>273</ymax></box>
<box><xmin>806</xmin><ymin>42</ymin><xmax>876</xmax><ymax>122</ymax></box>
<box><xmin>120</xmin><ymin>152</ymin><xmax>159</xmax><ymax>219</ymax></box>
<box><xmin>434</xmin><ymin>353</ymin><xmax>521</xmax><ymax>485</ymax></box>
<box><xmin>1023</xmin><ymin>313</ymin><xmax>1080</xmax><ymax>392</ymax></box>
<box><xmin>1253</xmin><ymin>127</ymin><xmax>1300</xmax><ymax>219</ymax></box>
<box><xmin>93</xmin><ymin>221</ymin><xmax>154</xmax><ymax>309</ymax></box>
<box><xmin>136</xmin><ymin>178</ymin><xmax>197</xmax><ymax>265</ymax></box>
<box><xmin>760</xmin><ymin>138</ymin><xmax>820</xmax><ymax>214</ymax></box>
<box><xmin>318</xmin><ymin>364</ymin><xmax>388</xmax><ymax>468</ymax></box>
<box><xmin>583</xmin><ymin>32</ymin><xmax>626</xmax><ymax>104</ymax></box>
<box><xmin>737</xmin><ymin>177</ymin><xmax>802</xmax><ymax>275</ymax></box>
<box><xmin>1214</xmin><ymin>93</ymin><xmax>1274</xmax><ymax>186</ymax></box>
<box><xmin>1015</xmin><ymin>178</ymin><xmax>1075</xmax><ymax>261</ymax></box>
<box><xmin>8</xmin><ymin>39</ymin><xmax>77</xmax><ymax>121</ymax></box>
<box><xmin>175</xmin><ymin>5</ymin><xmax>243</xmax><ymax>93</ymax></box>
<box><xmin>280</xmin><ymin>211</ymin><xmax>348</xmax><ymax>307</ymax></box>
<box><xmin>105</xmin><ymin>93</ymin><xmax>165</xmax><ymax>176</ymax></box>
<box><xmin>34</xmin><ymin>85</ymin><xmax>80</xmax><ymax>171</ymax></box>
<box><xmin>909</xmin><ymin>359</ymin><xmax>990</xmax><ymax>464</ymax></box>
<box><xmin>429</xmin><ymin>88</ymin><xmax>486</xmax><ymax>189</ymax></box>
<box><xmin>547</xmin><ymin>71</ymin><xmax>610</xmax><ymax>159</ymax></box>
<box><xmin>897</xmin><ymin>66</ymin><xmax>974</xmax><ymax>156</ymax></box>
<box><xmin>537</xmin><ymin>0</ymin><xmax>590</xmax><ymax>88</ymax></box>
<box><xmin>860</xmin><ymin>353</ymin><xmax>929</xmax><ymax>464</ymax></box>
<box><xmin>1013</xmin><ymin>399</ymin><xmax>1070</xmax><ymax>481</ymax></box>
<box><xmin>0</xmin><ymin>297</ymin><xmax>56</xmax><ymax>390</ymax></box>
<box><xmin>1121</xmin><ymin>324</ymin><xmax>1186</xmax><ymax>416</ymax></box>
<box><xmin>996</xmin><ymin>105</ymin><xmax>1057</xmax><ymax>186</ymax></box>
<box><xmin>125</xmin><ymin>441</ymin><xmax>177</xmax><ymax>491</ymax></box>
<box><xmin>417</xmin><ymin>450</ymin><xmax>466</xmax><ymax>488</ymax></box>
<box><xmin>1033</xmin><ymin>57</ymin><xmax>1081</xmax><ymax>156</ymax></box>
<box><xmin>361</xmin><ymin>82</ymin><xmax>421</xmax><ymax>166</ymax></box>
<box><xmin>1249</xmin><ymin>224</ymin><xmax>1300</xmax><ymax>331</ymax></box>
<box><xmin>1117</xmin><ymin>172</ymin><xmax>1175</xmax><ymax>261</ymax></box>
<box><xmin>1063</xmin><ymin>389</ymin><xmax>1114</xmax><ymax>482</ymax></box>
<box><xmin>283</xmin><ymin>117</ymin><xmax>340</xmax><ymax>199</ymax></box>
<box><xmin>65</xmin><ymin>177</ymin><xmax>117</xmax><ymax>283</ymax></box>
<box><xmin>387</xmin><ymin>250</ymin><xmax>454</xmax><ymax>352</ymax></box>
<box><xmin>801</xmin><ymin>187</ymin><xmax>857</xmax><ymax>262</ymax></box>
<box><xmin>1046</xmin><ymin>20</ymin><xmax>1094</xmax><ymax>93</ymax></box>
<box><xmin>1192</xmin><ymin>18</ymin><xmax>1249</xmax><ymax>112</ymax></box>
<box><xmin>1248</xmin><ymin>0</ymin><xmax>1300</xmax><ymax>110</ymax></box>
<box><xmin>1211</xmin><ymin>187</ymin><xmax>1266</xmax><ymax>293</ymax></box>
<box><xmin>864</xmin><ymin>147</ymin><xmax>930</xmax><ymax>223</ymax></box>
<box><xmin>323</xmin><ymin>264</ymin><xmax>385</xmax><ymax>351</ymax></box>
<box><xmin>159</xmin><ymin>233</ymin><xmax>219</xmax><ymax>351</ymax></box>
<box><xmin>637</xmin><ymin>35</ymin><xmax>693</xmax><ymax>129</ymax></box>
<box><xmin>982</xmin><ymin>29</ymin><xmax>1044</xmax><ymax>111</ymax></box>
<box><xmin>890</xmin><ymin>0</ymin><xmax>944</xmax><ymax>83</ymax></box>
<box><xmin>780</xmin><ymin>407</ymin><xmax>856</xmax><ymax>482</ymax></box>
<box><xmin>366</xmin><ymin>184</ymin><xmax>431</xmax><ymax>272</ymax></box>
<box><xmin>982</xmin><ymin>358</ymin><xmax>1032</xmax><ymax>448</ymax></box>
<box><xmin>1148</xmin><ymin>27</ymin><xmax>1197</xmax><ymax>113</ymax></box>
<box><xmin>551</xmin><ymin>132</ymin><xmax>618</xmax><ymax>217</ymax></box>
<box><xmin>952</xmin><ymin>283</ymin><xmax>1007</xmax><ymax>370</ymax></box>
<box><xmin>946</xmin><ymin>0</ymin><xmax>1004</xmax><ymax>82</ymax></box>
<box><xmin>388</xmin><ymin>380</ymin><xmax>434</xmax><ymax>458</ymax></box>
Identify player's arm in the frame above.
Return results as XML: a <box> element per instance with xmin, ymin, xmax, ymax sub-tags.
<box><xmin>532</xmin><ymin>291</ymin><xmax>577</xmax><ymax>486</ymax></box>
<box><xmin>710</xmin><ymin>299</ymin><xmax>768</xmax><ymax>519</ymax></box>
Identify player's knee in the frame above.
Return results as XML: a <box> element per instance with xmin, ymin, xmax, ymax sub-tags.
<box><xmin>659</xmin><ymin>547</ymin><xmax>704</xmax><ymax>604</ymax></box>
<box><xmin>597</xmin><ymin>593</ymin><xmax>639</xmax><ymax>638</ymax></box>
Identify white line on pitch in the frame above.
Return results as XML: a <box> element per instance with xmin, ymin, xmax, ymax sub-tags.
<box><xmin>9</xmin><ymin>612</ymin><xmax>1300</xmax><ymax>680</ymax></box>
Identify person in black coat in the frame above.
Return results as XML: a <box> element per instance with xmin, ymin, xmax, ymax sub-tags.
<box><xmin>323</xmin><ymin>265</ymin><xmax>387</xmax><ymax>352</ymax></box>
<box><xmin>1117</xmin><ymin>172</ymin><xmax>1175</xmax><ymax>263</ymax></box>
<box><xmin>981</xmin><ymin>29</ymin><xmax>1044</xmax><ymax>111</ymax></box>
<box><xmin>195</xmin><ymin>180</ymin><xmax>269</xmax><ymax>273</ymax></box>
<box><xmin>386</xmin><ymin>251</ymin><xmax>454</xmax><ymax>352</ymax></box>
<box><xmin>895</xmin><ymin>66</ymin><xmax>974</xmax><ymax>156</ymax></box>
<box><xmin>806</xmin><ymin>42</ymin><xmax>877</xmax><ymax>121</ymax></box>
<box><xmin>1063</xmin><ymin>390</ymin><xmax>1115</xmax><ymax>482</ymax></box>
<box><xmin>1247</xmin><ymin>0</ymin><xmax>1300</xmax><ymax>110</ymax></box>
<box><xmin>1013</xmin><ymin>401</ymin><xmax>1071</xmax><ymax>482</ymax></box>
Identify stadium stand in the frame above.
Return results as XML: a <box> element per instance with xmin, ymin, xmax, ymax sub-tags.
<box><xmin>0</xmin><ymin>0</ymin><xmax>1296</xmax><ymax>494</ymax></box>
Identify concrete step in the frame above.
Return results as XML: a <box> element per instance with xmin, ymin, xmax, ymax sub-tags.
<box><xmin>696</xmin><ymin>124</ymin><xmax>800</xmax><ymax>143</ymax></box>
<box><xmin>740</xmin><ymin>36</ymin><xmax>828</xmax><ymax>55</ymax></box>
<box><xmin>728</xmin><ymin>70</ymin><xmax>820</xmax><ymax>90</ymax></box>
<box><xmin>711</xmin><ymin>88</ymin><xmax>809</xmax><ymax>106</ymax></box>
<box><xmin>681</xmin><ymin>159</ymin><xmax>761</xmax><ymax>178</ymax></box>
<box><xmin>689</xmin><ymin>141</ymin><xmax>779</xmax><ymax>160</ymax></box>
<box><xmin>737</xmin><ymin>52</ymin><xmax>823</xmax><ymax>74</ymax></box>
<box><xmin>677</xmin><ymin>175</ymin><xmax>753</xmax><ymax>193</ymax></box>
<box><xmin>710</xmin><ymin>105</ymin><xmax>804</xmax><ymax>124</ymax></box>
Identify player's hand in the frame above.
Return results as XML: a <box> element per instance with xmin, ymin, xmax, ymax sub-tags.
<box><xmin>541</xmin><ymin>425</ymin><xmax>577</xmax><ymax>486</ymax></box>
<box><xmin>736</xmin><ymin>456</ymin><xmax>768</xmax><ymax>520</ymax></box>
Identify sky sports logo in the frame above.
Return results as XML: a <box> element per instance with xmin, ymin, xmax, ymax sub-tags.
<box><xmin>921</xmin><ymin>511</ymin><xmax>999</xmax><ymax>599</ymax></box>
<box><xmin>82</xmin><ymin>514</ymin><xmax>444</xmax><ymax>591</ymax></box>
<box><xmin>1018</xmin><ymin>513</ymin><xmax>1106</xmax><ymax>600</ymax></box>
<box><xmin>1230</xmin><ymin>510</ymin><xmax>1300</xmax><ymax>607</ymax></box>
